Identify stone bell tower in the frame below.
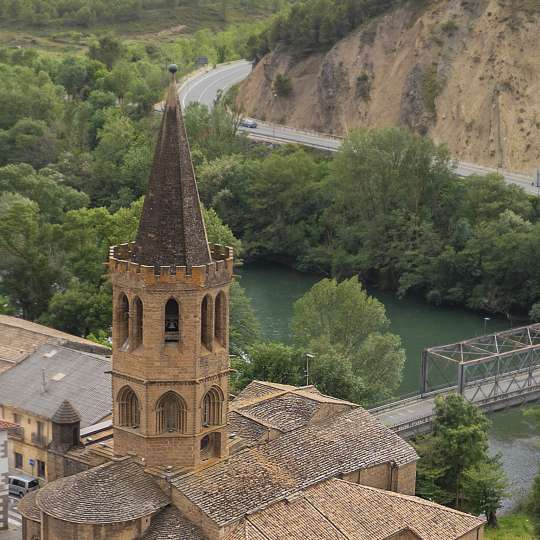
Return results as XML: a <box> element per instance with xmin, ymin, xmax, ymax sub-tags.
<box><xmin>108</xmin><ymin>65</ymin><xmax>233</xmax><ymax>470</ymax></box>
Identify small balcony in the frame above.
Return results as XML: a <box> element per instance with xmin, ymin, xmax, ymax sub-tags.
<box><xmin>31</xmin><ymin>432</ymin><xmax>48</xmax><ymax>448</ymax></box>
<box><xmin>8</xmin><ymin>426</ymin><xmax>24</xmax><ymax>441</ymax></box>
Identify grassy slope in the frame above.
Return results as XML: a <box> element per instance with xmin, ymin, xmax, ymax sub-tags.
<box><xmin>0</xmin><ymin>1</ymin><xmax>273</xmax><ymax>54</ymax></box>
<box><xmin>485</xmin><ymin>514</ymin><xmax>537</xmax><ymax>540</ymax></box>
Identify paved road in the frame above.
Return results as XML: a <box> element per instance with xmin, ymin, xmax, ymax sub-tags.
<box><xmin>7</xmin><ymin>496</ymin><xmax>21</xmax><ymax>529</ymax></box>
<box><xmin>372</xmin><ymin>368</ymin><xmax>540</xmax><ymax>431</ymax></box>
<box><xmin>179</xmin><ymin>60</ymin><xmax>538</xmax><ymax>195</ymax></box>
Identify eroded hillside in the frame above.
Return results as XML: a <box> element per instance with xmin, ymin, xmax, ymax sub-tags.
<box><xmin>238</xmin><ymin>0</ymin><xmax>540</xmax><ymax>172</ymax></box>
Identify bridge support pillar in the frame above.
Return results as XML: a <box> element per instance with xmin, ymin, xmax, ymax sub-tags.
<box><xmin>457</xmin><ymin>363</ymin><xmax>465</xmax><ymax>395</ymax></box>
<box><xmin>421</xmin><ymin>350</ymin><xmax>428</xmax><ymax>396</ymax></box>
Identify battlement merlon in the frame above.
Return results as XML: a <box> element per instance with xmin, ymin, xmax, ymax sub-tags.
<box><xmin>108</xmin><ymin>242</ymin><xmax>234</xmax><ymax>287</ymax></box>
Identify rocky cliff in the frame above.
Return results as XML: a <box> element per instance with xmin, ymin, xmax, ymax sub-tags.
<box><xmin>238</xmin><ymin>0</ymin><xmax>540</xmax><ymax>172</ymax></box>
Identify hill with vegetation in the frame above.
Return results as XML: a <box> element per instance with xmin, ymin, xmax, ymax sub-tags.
<box><xmin>239</xmin><ymin>0</ymin><xmax>540</xmax><ymax>172</ymax></box>
<box><xmin>0</xmin><ymin>0</ymin><xmax>280</xmax><ymax>54</ymax></box>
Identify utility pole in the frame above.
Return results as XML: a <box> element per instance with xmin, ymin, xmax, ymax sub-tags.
<box><xmin>305</xmin><ymin>353</ymin><xmax>314</xmax><ymax>386</ymax></box>
<box><xmin>483</xmin><ymin>317</ymin><xmax>491</xmax><ymax>335</ymax></box>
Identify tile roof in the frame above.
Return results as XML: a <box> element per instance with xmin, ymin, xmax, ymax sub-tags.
<box><xmin>17</xmin><ymin>490</ymin><xmax>41</xmax><ymax>522</ymax></box>
<box><xmin>232</xmin><ymin>479</ymin><xmax>484</xmax><ymax>540</ymax></box>
<box><xmin>232</xmin><ymin>381</ymin><xmax>294</xmax><ymax>405</ymax></box>
<box><xmin>228</xmin><ymin>411</ymin><xmax>269</xmax><ymax>445</ymax></box>
<box><xmin>229</xmin><ymin>381</ymin><xmax>357</xmax><ymax>441</ymax></box>
<box><xmin>0</xmin><ymin>419</ymin><xmax>17</xmax><ymax>430</ymax></box>
<box><xmin>238</xmin><ymin>393</ymin><xmax>321</xmax><ymax>432</ymax></box>
<box><xmin>172</xmin><ymin>407</ymin><xmax>418</xmax><ymax>526</ymax></box>
<box><xmin>301</xmin><ymin>479</ymin><xmax>485</xmax><ymax>540</ymax></box>
<box><xmin>0</xmin><ymin>314</ymin><xmax>110</xmax><ymax>372</ymax></box>
<box><xmin>142</xmin><ymin>506</ymin><xmax>206</xmax><ymax>539</ymax></box>
<box><xmin>36</xmin><ymin>459</ymin><xmax>169</xmax><ymax>524</ymax></box>
<box><xmin>0</xmin><ymin>343</ymin><xmax>111</xmax><ymax>427</ymax></box>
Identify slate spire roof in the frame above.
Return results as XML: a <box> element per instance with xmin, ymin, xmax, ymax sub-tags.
<box><xmin>132</xmin><ymin>68</ymin><xmax>211</xmax><ymax>268</ymax></box>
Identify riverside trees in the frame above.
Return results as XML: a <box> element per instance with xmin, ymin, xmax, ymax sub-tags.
<box><xmin>414</xmin><ymin>395</ymin><xmax>508</xmax><ymax>527</ymax></box>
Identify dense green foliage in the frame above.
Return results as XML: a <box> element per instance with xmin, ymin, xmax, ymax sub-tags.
<box><xmin>524</xmin><ymin>406</ymin><xmax>540</xmax><ymax>536</ymax></box>
<box><xmin>199</xmin><ymin>128</ymin><xmax>540</xmax><ymax>317</ymax></box>
<box><xmin>414</xmin><ymin>395</ymin><xmax>508</xmax><ymax>524</ymax></box>
<box><xmin>0</xmin><ymin>40</ymin><xmax>258</xmax><ymax>352</ymax></box>
<box><xmin>248</xmin><ymin>0</ymin><xmax>405</xmax><ymax>55</ymax></box>
<box><xmin>0</xmin><ymin>0</ymin><xmax>279</xmax><ymax>28</ymax></box>
<box><xmin>233</xmin><ymin>277</ymin><xmax>405</xmax><ymax>407</ymax></box>
<box><xmin>484</xmin><ymin>514</ymin><xmax>537</xmax><ymax>540</ymax></box>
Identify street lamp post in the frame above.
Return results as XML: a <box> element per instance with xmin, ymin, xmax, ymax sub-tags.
<box><xmin>305</xmin><ymin>353</ymin><xmax>314</xmax><ymax>386</ymax></box>
<box><xmin>483</xmin><ymin>317</ymin><xmax>491</xmax><ymax>335</ymax></box>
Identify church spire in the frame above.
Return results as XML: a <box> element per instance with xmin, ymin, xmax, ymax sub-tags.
<box><xmin>132</xmin><ymin>64</ymin><xmax>211</xmax><ymax>268</ymax></box>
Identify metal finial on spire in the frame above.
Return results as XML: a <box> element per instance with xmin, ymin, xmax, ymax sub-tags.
<box><xmin>168</xmin><ymin>63</ymin><xmax>178</xmax><ymax>76</ymax></box>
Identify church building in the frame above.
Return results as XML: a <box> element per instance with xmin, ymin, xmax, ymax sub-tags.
<box><xmin>18</xmin><ymin>67</ymin><xmax>486</xmax><ymax>540</ymax></box>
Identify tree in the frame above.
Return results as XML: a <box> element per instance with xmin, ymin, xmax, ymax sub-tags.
<box><xmin>525</xmin><ymin>406</ymin><xmax>540</xmax><ymax>535</ymax></box>
<box><xmin>291</xmin><ymin>277</ymin><xmax>405</xmax><ymax>405</ymax></box>
<box><xmin>40</xmin><ymin>281</ymin><xmax>112</xmax><ymax>337</ymax></box>
<box><xmin>273</xmin><ymin>73</ymin><xmax>292</xmax><ymax>96</ymax></box>
<box><xmin>244</xmin><ymin>341</ymin><xmax>304</xmax><ymax>387</ymax></box>
<box><xmin>88</xmin><ymin>35</ymin><xmax>124</xmax><ymax>69</ymax></box>
<box><xmin>414</xmin><ymin>394</ymin><xmax>492</xmax><ymax>509</ymax></box>
<box><xmin>56</xmin><ymin>57</ymin><xmax>89</xmax><ymax>99</ymax></box>
<box><xmin>229</xmin><ymin>280</ymin><xmax>260</xmax><ymax>357</ymax></box>
<box><xmin>462</xmin><ymin>461</ymin><xmax>508</xmax><ymax>527</ymax></box>
<box><xmin>0</xmin><ymin>193</ymin><xmax>64</xmax><ymax>319</ymax></box>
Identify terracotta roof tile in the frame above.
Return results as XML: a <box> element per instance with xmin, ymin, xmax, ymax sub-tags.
<box><xmin>173</xmin><ymin>407</ymin><xmax>417</xmax><ymax>526</ymax></box>
<box><xmin>143</xmin><ymin>506</ymin><xmax>206</xmax><ymax>539</ymax></box>
<box><xmin>36</xmin><ymin>459</ymin><xmax>169</xmax><ymax>523</ymax></box>
<box><xmin>18</xmin><ymin>490</ymin><xmax>41</xmax><ymax>522</ymax></box>
<box><xmin>239</xmin><ymin>393</ymin><xmax>321</xmax><ymax>432</ymax></box>
<box><xmin>228</xmin><ymin>411</ymin><xmax>269</xmax><ymax>444</ymax></box>
<box><xmin>232</xmin><ymin>479</ymin><xmax>484</xmax><ymax>540</ymax></box>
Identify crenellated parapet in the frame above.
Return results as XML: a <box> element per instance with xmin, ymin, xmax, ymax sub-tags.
<box><xmin>108</xmin><ymin>242</ymin><xmax>234</xmax><ymax>288</ymax></box>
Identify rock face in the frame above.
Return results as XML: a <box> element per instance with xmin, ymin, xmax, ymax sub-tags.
<box><xmin>238</xmin><ymin>0</ymin><xmax>540</xmax><ymax>172</ymax></box>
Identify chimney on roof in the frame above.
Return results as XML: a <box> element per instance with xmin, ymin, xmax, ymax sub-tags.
<box><xmin>131</xmin><ymin>63</ymin><xmax>211</xmax><ymax>269</ymax></box>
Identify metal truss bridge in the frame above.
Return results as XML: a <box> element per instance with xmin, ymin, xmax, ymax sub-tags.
<box><xmin>371</xmin><ymin>324</ymin><xmax>540</xmax><ymax>439</ymax></box>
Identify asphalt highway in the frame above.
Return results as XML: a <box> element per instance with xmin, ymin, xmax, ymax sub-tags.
<box><xmin>179</xmin><ymin>60</ymin><xmax>538</xmax><ymax>195</ymax></box>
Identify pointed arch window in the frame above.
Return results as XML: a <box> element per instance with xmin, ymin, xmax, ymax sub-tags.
<box><xmin>156</xmin><ymin>392</ymin><xmax>187</xmax><ymax>434</ymax></box>
<box><xmin>117</xmin><ymin>294</ymin><xmax>129</xmax><ymax>348</ymax></box>
<box><xmin>133</xmin><ymin>296</ymin><xmax>143</xmax><ymax>348</ymax></box>
<box><xmin>201</xmin><ymin>295</ymin><xmax>213</xmax><ymax>350</ymax></box>
<box><xmin>202</xmin><ymin>386</ymin><xmax>224</xmax><ymax>427</ymax></box>
<box><xmin>165</xmin><ymin>298</ymin><xmax>180</xmax><ymax>343</ymax></box>
<box><xmin>214</xmin><ymin>291</ymin><xmax>226</xmax><ymax>346</ymax></box>
<box><xmin>117</xmin><ymin>386</ymin><xmax>140</xmax><ymax>428</ymax></box>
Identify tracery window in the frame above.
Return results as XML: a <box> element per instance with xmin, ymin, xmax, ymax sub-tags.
<box><xmin>117</xmin><ymin>386</ymin><xmax>140</xmax><ymax>428</ymax></box>
<box><xmin>202</xmin><ymin>386</ymin><xmax>224</xmax><ymax>427</ymax></box>
<box><xmin>156</xmin><ymin>392</ymin><xmax>187</xmax><ymax>433</ymax></box>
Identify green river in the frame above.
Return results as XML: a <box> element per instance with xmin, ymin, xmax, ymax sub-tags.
<box><xmin>238</xmin><ymin>263</ymin><xmax>540</xmax><ymax>511</ymax></box>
